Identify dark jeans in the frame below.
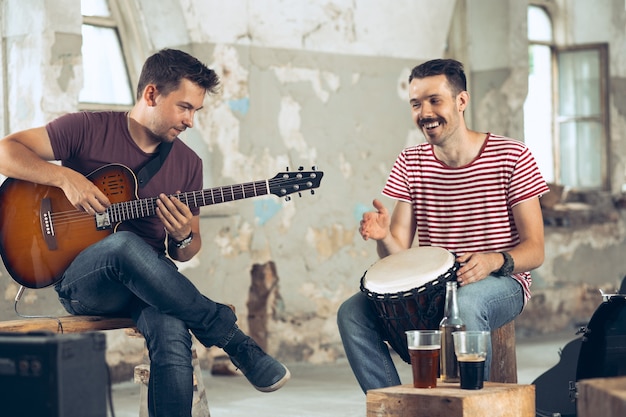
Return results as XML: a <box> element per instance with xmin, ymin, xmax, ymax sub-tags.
<box><xmin>55</xmin><ymin>231</ymin><xmax>238</xmax><ymax>417</ymax></box>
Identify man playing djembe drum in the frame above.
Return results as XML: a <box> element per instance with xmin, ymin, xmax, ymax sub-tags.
<box><xmin>337</xmin><ymin>58</ymin><xmax>549</xmax><ymax>393</ymax></box>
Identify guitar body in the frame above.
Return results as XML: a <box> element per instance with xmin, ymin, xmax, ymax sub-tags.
<box><xmin>0</xmin><ymin>164</ymin><xmax>137</xmax><ymax>289</ymax></box>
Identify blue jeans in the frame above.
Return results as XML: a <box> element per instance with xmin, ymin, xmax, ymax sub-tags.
<box><xmin>54</xmin><ymin>231</ymin><xmax>239</xmax><ymax>417</ymax></box>
<box><xmin>337</xmin><ymin>274</ymin><xmax>524</xmax><ymax>393</ymax></box>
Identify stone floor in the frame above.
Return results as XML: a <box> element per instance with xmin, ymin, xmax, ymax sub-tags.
<box><xmin>109</xmin><ymin>329</ymin><xmax>579</xmax><ymax>417</ymax></box>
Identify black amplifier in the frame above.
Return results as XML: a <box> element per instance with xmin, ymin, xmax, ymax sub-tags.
<box><xmin>0</xmin><ymin>331</ymin><xmax>107</xmax><ymax>417</ymax></box>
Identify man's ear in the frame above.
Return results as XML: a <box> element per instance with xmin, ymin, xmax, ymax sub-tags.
<box><xmin>142</xmin><ymin>84</ymin><xmax>159</xmax><ymax>106</ymax></box>
<box><xmin>457</xmin><ymin>90</ymin><xmax>469</xmax><ymax>112</ymax></box>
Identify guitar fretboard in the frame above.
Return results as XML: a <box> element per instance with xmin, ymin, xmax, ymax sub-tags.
<box><xmin>105</xmin><ymin>180</ymin><xmax>269</xmax><ymax>223</ymax></box>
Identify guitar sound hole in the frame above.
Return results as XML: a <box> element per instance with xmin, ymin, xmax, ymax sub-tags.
<box><xmin>100</xmin><ymin>175</ymin><xmax>126</xmax><ymax>196</ymax></box>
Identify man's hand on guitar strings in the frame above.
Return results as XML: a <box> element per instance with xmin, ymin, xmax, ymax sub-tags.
<box><xmin>156</xmin><ymin>193</ymin><xmax>193</xmax><ymax>242</ymax></box>
<box><xmin>62</xmin><ymin>170</ymin><xmax>111</xmax><ymax>214</ymax></box>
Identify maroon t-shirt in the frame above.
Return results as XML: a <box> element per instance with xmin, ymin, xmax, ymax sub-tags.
<box><xmin>46</xmin><ymin>111</ymin><xmax>203</xmax><ymax>253</ymax></box>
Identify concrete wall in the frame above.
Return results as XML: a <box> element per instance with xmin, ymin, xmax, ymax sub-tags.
<box><xmin>1</xmin><ymin>0</ymin><xmax>626</xmax><ymax>380</ymax></box>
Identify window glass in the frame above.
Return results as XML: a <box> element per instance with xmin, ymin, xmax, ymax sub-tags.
<box><xmin>527</xmin><ymin>5</ymin><xmax>552</xmax><ymax>42</ymax></box>
<box><xmin>81</xmin><ymin>0</ymin><xmax>111</xmax><ymax>17</ymax></box>
<box><xmin>558</xmin><ymin>50</ymin><xmax>601</xmax><ymax>118</ymax></box>
<box><xmin>524</xmin><ymin>43</ymin><xmax>554</xmax><ymax>182</ymax></box>
<box><xmin>524</xmin><ymin>5</ymin><xmax>554</xmax><ymax>183</ymax></box>
<box><xmin>559</xmin><ymin>121</ymin><xmax>603</xmax><ymax>188</ymax></box>
<box><xmin>557</xmin><ymin>48</ymin><xmax>605</xmax><ymax>189</ymax></box>
<box><xmin>79</xmin><ymin>24</ymin><xmax>133</xmax><ymax>105</ymax></box>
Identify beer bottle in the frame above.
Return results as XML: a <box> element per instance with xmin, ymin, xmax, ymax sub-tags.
<box><xmin>439</xmin><ymin>281</ymin><xmax>465</xmax><ymax>383</ymax></box>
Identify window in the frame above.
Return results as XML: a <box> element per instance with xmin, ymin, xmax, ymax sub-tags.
<box><xmin>80</xmin><ymin>0</ymin><xmax>134</xmax><ymax>109</ymax></box>
<box><xmin>524</xmin><ymin>5</ymin><xmax>554</xmax><ymax>183</ymax></box>
<box><xmin>524</xmin><ymin>5</ymin><xmax>610</xmax><ymax>190</ymax></box>
<box><xmin>557</xmin><ymin>46</ymin><xmax>609</xmax><ymax>189</ymax></box>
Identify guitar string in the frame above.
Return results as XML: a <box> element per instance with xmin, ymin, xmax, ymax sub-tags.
<box><xmin>44</xmin><ymin>176</ymin><xmax>317</xmax><ymax>225</ymax></box>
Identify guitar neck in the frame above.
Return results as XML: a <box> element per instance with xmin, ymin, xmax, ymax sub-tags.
<box><xmin>93</xmin><ymin>167</ymin><xmax>322</xmax><ymax>230</ymax></box>
<box><xmin>106</xmin><ymin>180</ymin><xmax>269</xmax><ymax>223</ymax></box>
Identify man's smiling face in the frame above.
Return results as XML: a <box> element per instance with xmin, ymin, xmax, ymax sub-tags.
<box><xmin>408</xmin><ymin>74</ymin><xmax>467</xmax><ymax>146</ymax></box>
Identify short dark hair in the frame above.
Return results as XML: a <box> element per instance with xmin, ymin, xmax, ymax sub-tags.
<box><xmin>408</xmin><ymin>59</ymin><xmax>467</xmax><ymax>96</ymax></box>
<box><xmin>136</xmin><ymin>49</ymin><xmax>220</xmax><ymax>100</ymax></box>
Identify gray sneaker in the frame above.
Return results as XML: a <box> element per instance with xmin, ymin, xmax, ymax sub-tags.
<box><xmin>229</xmin><ymin>337</ymin><xmax>291</xmax><ymax>392</ymax></box>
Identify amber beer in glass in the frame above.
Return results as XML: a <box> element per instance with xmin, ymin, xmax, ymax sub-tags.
<box><xmin>406</xmin><ymin>330</ymin><xmax>441</xmax><ymax>388</ymax></box>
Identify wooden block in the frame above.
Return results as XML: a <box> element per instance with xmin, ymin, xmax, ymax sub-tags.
<box><xmin>490</xmin><ymin>321</ymin><xmax>517</xmax><ymax>383</ymax></box>
<box><xmin>366</xmin><ymin>382</ymin><xmax>535</xmax><ymax>417</ymax></box>
<box><xmin>134</xmin><ymin>363</ymin><xmax>151</xmax><ymax>385</ymax></box>
<box><xmin>577</xmin><ymin>376</ymin><xmax>626</xmax><ymax>417</ymax></box>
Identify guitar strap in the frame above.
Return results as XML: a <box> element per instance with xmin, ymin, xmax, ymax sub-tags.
<box><xmin>136</xmin><ymin>142</ymin><xmax>173</xmax><ymax>188</ymax></box>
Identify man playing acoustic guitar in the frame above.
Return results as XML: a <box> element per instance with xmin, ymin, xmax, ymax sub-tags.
<box><xmin>0</xmin><ymin>49</ymin><xmax>290</xmax><ymax>416</ymax></box>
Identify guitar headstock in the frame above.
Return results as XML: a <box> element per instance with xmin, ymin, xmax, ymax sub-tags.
<box><xmin>269</xmin><ymin>166</ymin><xmax>324</xmax><ymax>200</ymax></box>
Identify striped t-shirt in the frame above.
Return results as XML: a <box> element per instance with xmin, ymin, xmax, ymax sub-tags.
<box><xmin>382</xmin><ymin>133</ymin><xmax>549</xmax><ymax>303</ymax></box>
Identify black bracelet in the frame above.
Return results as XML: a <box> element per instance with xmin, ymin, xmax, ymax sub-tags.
<box><xmin>496</xmin><ymin>252</ymin><xmax>514</xmax><ymax>276</ymax></box>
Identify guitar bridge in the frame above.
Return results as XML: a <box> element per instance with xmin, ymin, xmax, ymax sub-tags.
<box><xmin>40</xmin><ymin>198</ymin><xmax>58</xmax><ymax>250</ymax></box>
<box><xmin>95</xmin><ymin>212</ymin><xmax>112</xmax><ymax>230</ymax></box>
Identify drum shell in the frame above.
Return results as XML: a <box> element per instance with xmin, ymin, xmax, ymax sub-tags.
<box><xmin>360</xmin><ymin>261</ymin><xmax>459</xmax><ymax>364</ymax></box>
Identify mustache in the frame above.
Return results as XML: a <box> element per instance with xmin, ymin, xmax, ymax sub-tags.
<box><xmin>418</xmin><ymin>117</ymin><xmax>445</xmax><ymax>127</ymax></box>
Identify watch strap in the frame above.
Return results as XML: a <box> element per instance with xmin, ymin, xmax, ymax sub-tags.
<box><xmin>173</xmin><ymin>231</ymin><xmax>193</xmax><ymax>249</ymax></box>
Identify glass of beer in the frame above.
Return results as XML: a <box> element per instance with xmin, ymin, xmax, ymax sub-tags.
<box><xmin>406</xmin><ymin>330</ymin><xmax>441</xmax><ymax>388</ymax></box>
<box><xmin>452</xmin><ymin>331</ymin><xmax>490</xmax><ymax>390</ymax></box>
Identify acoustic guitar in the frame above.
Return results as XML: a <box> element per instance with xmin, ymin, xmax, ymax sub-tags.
<box><xmin>0</xmin><ymin>163</ymin><xmax>323</xmax><ymax>289</ymax></box>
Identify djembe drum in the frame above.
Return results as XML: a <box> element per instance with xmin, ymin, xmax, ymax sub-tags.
<box><xmin>360</xmin><ymin>246</ymin><xmax>459</xmax><ymax>363</ymax></box>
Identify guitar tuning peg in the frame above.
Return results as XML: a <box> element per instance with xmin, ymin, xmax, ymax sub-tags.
<box><xmin>311</xmin><ymin>190</ymin><xmax>315</xmax><ymax>195</ymax></box>
<box><xmin>298</xmin><ymin>192</ymin><xmax>302</xmax><ymax>198</ymax></box>
<box><xmin>285</xmin><ymin>166</ymin><xmax>289</xmax><ymax>171</ymax></box>
<box><xmin>298</xmin><ymin>166</ymin><xmax>304</xmax><ymax>171</ymax></box>
<box><xmin>312</xmin><ymin>165</ymin><xmax>318</xmax><ymax>171</ymax></box>
<box><xmin>285</xmin><ymin>196</ymin><xmax>291</xmax><ymax>202</ymax></box>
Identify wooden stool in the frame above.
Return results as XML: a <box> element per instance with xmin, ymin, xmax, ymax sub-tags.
<box><xmin>366</xmin><ymin>382</ymin><xmax>535</xmax><ymax>417</ymax></box>
<box><xmin>490</xmin><ymin>321</ymin><xmax>517</xmax><ymax>383</ymax></box>
<box><xmin>134</xmin><ymin>347</ymin><xmax>210</xmax><ymax>417</ymax></box>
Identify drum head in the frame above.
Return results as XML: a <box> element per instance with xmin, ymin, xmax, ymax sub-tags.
<box><xmin>363</xmin><ymin>247</ymin><xmax>454</xmax><ymax>294</ymax></box>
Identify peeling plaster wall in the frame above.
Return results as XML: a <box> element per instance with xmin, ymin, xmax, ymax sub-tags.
<box><xmin>179</xmin><ymin>0</ymin><xmax>456</xmax><ymax>60</ymax></box>
<box><xmin>182</xmin><ymin>43</ymin><xmax>419</xmax><ymax>364</ymax></box>
<box><xmin>0</xmin><ymin>0</ymin><xmax>83</xmax><ymax>322</ymax></box>
<box><xmin>1</xmin><ymin>0</ymin><xmax>626</xmax><ymax>379</ymax></box>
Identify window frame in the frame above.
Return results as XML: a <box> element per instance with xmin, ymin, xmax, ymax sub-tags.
<box><xmin>526</xmin><ymin>4</ymin><xmax>611</xmax><ymax>191</ymax></box>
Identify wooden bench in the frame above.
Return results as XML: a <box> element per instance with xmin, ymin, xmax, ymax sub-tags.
<box><xmin>0</xmin><ymin>315</ymin><xmax>210</xmax><ymax>416</ymax></box>
<box><xmin>0</xmin><ymin>315</ymin><xmax>136</xmax><ymax>334</ymax></box>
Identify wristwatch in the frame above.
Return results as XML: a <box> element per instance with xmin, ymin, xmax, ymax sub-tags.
<box><xmin>496</xmin><ymin>252</ymin><xmax>514</xmax><ymax>276</ymax></box>
<box><xmin>173</xmin><ymin>231</ymin><xmax>193</xmax><ymax>249</ymax></box>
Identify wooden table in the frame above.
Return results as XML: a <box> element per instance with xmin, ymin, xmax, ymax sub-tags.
<box><xmin>366</xmin><ymin>382</ymin><xmax>535</xmax><ymax>417</ymax></box>
<box><xmin>577</xmin><ymin>376</ymin><xmax>626</xmax><ymax>417</ymax></box>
